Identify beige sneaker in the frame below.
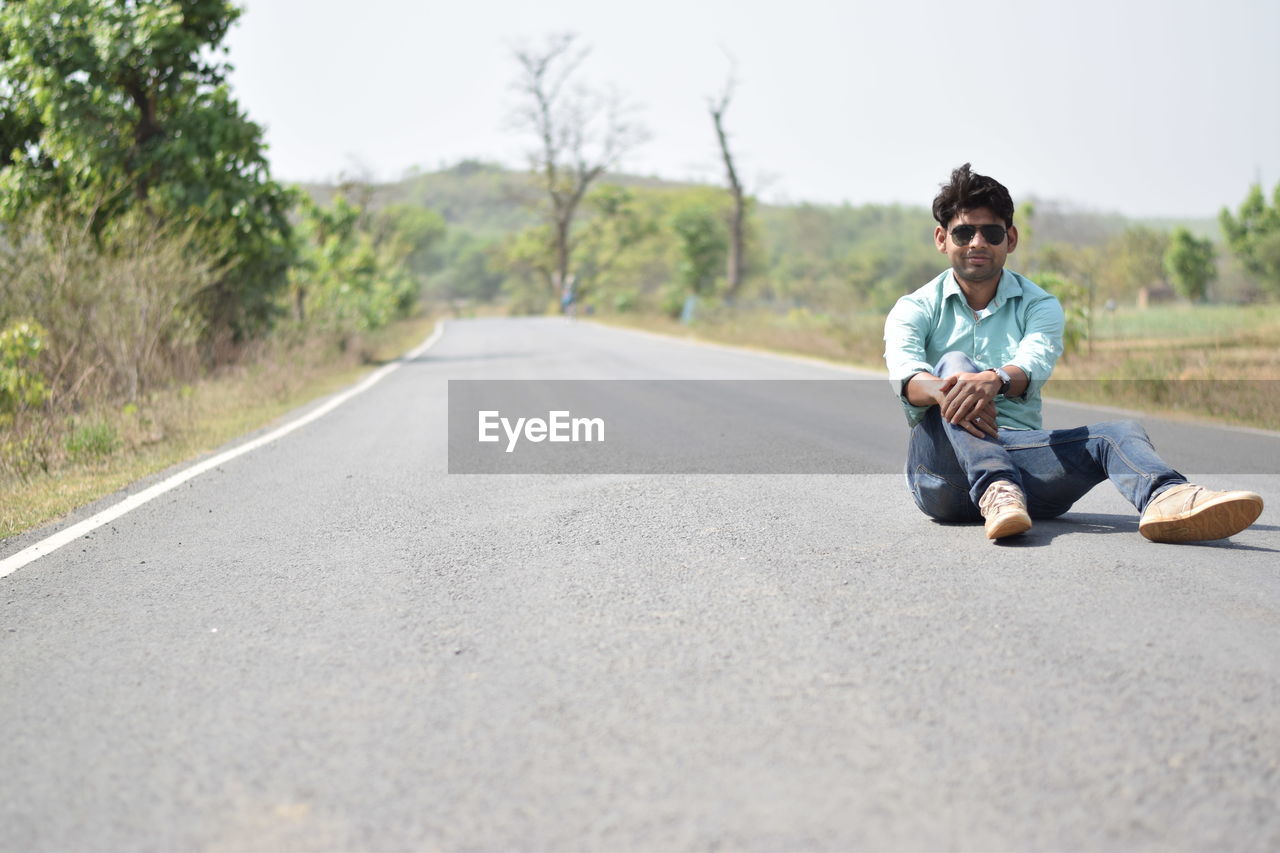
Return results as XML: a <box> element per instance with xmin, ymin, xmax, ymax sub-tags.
<box><xmin>1139</xmin><ymin>484</ymin><xmax>1264</xmax><ymax>542</ymax></box>
<box><xmin>979</xmin><ymin>480</ymin><xmax>1032</xmax><ymax>540</ymax></box>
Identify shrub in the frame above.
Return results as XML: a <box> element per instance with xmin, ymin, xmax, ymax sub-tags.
<box><xmin>1037</xmin><ymin>271</ymin><xmax>1090</xmax><ymax>358</ymax></box>
<box><xmin>0</xmin><ymin>203</ymin><xmax>214</xmax><ymax>406</ymax></box>
<box><xmin>0</xmin><ymin>320</ymin><xmax>49</xmax><ymax>424</ymax></box>
<box><xmin>64</xmin><ymin>422</ymin><xmax>121</xmax><ymax>462</ymax></box>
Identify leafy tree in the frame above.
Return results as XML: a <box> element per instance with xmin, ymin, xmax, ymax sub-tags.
<box><xmin>667</xmin><ymin>203</ymin><xmax>728</xmax><ymax>316</ymax></box>
<box><xmin>1093</xmin><ymin>227</ymin><xmax>1168</xmax><ymax>302</ymax></box>
<box><xmin>367</xmin><ymin>203</ymin><xmax>446</xmax><ymax>308</ymax></box>
<box><xmin>756</xmin><ymin>201</ymin><xmax>937</xmax><ymax>311</ymax></box>
<box><xmin>572</xmin><ymin>184</ymin><xmax>658</xmax><ymax>303</ymax></box>
<box><xmin>498</xmin><ymin>225</ymin><xmax>559</xmax><ymax>315</ymax></box>
<box><xmin>0</xmin><ymin>0</ymin><xmax>295</xmax><ymax>336</ymax></box>
<box><xmin>1220</xmin><ymin>182</ymin><xmax>1280</xmax><ymax>296</ymax></box>
<box><xmin>426</xmin><ymin>232</ymin><xmax>505</xmax><ymax>305</ymax></box>
<box><xmin>286</xmin><ymin>195</ymin><xmax>434</xmax><ymax>336</ymax></box>
<box><xmin>1163</xmin><ymin>227</ymin><xmax>1216</xmax><ymax>302</ymax></box>
<box><xmin>498</xmin><ymin>184</ymin><xmax>658</xmax><ymax>314</ymax></box>
<box><xmin>1036</xmin><ymin>271</ymin><xmax>1088</xmax><ymax>358</ymax></box>
<box><xmin>0</xmin><ymin>320</ymin><xmax>48</xmax><ymax>425</ymax></box>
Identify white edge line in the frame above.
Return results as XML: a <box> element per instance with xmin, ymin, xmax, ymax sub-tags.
<box><xmin>582</xmin><ymin>318</ymin><xmax>1280</xmax><ymax>440</ymax></box>
<box><xmin>0</xmin><ymin>320</ymin><xmax>447</xmax><ymax>580</ymax></box>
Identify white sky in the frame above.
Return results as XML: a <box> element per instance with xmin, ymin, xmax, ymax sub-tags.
<box><xmin>224</xmin><ymin>0</ymin><xmax>1280</xmax><ymax>218</ymax></box>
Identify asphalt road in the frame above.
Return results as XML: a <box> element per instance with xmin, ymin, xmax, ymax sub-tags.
<box><xmin>3</xmin><ymin>317</ymin><xmax>1278</xmax><ymax>852</ymax></box>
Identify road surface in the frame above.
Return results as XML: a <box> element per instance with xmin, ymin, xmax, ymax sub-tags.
<box><xmin>3</xmin><ymin>317</ymin><xmax>1278</xmax><ymax>851</ymax></box>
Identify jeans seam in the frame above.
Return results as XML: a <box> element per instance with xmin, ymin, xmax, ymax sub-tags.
<box><xmin>914</xmin><ymin>463</ymin><xmax>970</xmax><ymax>495</ymax></box>
<box><xmin>1006</xmin><ymin>433</ymin><xmax>1155</xmax><ymax>484</ymax></box>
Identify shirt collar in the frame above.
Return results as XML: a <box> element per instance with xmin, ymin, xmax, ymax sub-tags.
<box><xmin>944</xmin><ymin>269</ymin><xmax>1021</xmax><ymax>312</ymax></box>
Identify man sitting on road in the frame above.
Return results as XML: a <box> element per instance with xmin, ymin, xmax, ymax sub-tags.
<box><xmin>883</xmin><ymin>163</ymin><xmax>1264</xmax><ymax>542</ymax></box>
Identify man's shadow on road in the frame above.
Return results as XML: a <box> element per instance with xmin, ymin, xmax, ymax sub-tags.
<box><xmin>979</xmin><ymin>512</ymin><xmax>1280</xmax><ymax>551</ymax></box>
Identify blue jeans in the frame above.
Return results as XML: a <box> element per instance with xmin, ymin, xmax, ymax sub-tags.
<box><xmin>906</xmin><ymin>352</ymin><xmax>1187</xmax><ymax>522</ymax></box>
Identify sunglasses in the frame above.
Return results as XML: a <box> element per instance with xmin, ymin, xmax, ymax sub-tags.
<box><xmin>949</xmin><ymin>224</ymin><xmax>1008</xmax><ymax>246</ymax></box>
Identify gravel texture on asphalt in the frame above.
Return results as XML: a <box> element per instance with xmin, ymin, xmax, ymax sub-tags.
<box><xmin>2</xmin><ymin>317</ymin><xmax>1277</xmax><ymax>852</ymax></box>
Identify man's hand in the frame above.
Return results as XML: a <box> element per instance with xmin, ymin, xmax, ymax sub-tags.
<box><xmin>935</xmin><ymin>371</ymin><xmax>1001</xmax><ymax>438</ymax></box>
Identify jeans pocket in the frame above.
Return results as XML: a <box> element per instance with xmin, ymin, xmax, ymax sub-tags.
<box><xmin>911</xmin><ymin>465</ymin><xmax>980</xmax><ymax>522</ymax></box>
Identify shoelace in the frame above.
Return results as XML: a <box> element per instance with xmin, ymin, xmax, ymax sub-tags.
<box><xmin>1152</xmin><ymin>484</ymin><xmax>1202</xmax><ymax>513</ymax></box>
<box><xmin>980</xmin><ymin>482</ymin><xmax>1023</xmax><ymax>514</ymax></box>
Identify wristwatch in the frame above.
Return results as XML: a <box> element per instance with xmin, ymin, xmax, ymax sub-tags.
<box><xmin>989</xmin><ymin>366</ymin><xmax>1012</xmax><ymax>397</ymax></box>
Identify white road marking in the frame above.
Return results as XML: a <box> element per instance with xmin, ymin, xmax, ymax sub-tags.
<box><xmin>0</xmin><ymin>321</ymin><xmax>446</xmax><ymax>579</ymax></box>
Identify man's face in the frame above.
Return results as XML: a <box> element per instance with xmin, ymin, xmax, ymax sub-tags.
<box><xmin>934</xmin><ymin>206</ymin><xmax>1017</xmax><ymax>286</ymax></box>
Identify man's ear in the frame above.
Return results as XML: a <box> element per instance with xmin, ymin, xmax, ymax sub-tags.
<box><xmin>1006</xmin><ymin>225</ymin><xmax>1018</xmax><ymax>253</ymax></box>
<box><xmin>934</xmin><ymin>225</ymin><xmax>947</xmax><ymax>253</ymax></box>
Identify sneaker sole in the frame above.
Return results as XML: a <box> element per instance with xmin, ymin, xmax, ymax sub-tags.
<box><xmin>1139</xmin><ymin>492</ymin><xmax>1264</xmax><ymax>543</ymax></box>
<box><xmin>986</xmin><ymin>510</ymin><xmax>1032</xmax><ymax>540</ymax></box>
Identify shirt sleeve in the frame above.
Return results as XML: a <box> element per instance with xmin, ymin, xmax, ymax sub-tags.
<box><xmin>883</xmin><ymin>295</ymin><xmax>935</xmax><ymax>397</ymax></box>
<box><xmin>1005</xmin><ymin>294</ymin><xmax>1065</xmax><ymax>397</ymax></box>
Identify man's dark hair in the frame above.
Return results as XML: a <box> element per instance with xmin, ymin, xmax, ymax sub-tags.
<box><xmin>932</xmin><ymin>163</ymin><xmax>1015</xmax><ymax>228</ymax></box>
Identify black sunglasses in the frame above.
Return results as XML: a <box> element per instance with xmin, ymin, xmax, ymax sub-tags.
<box><xmin>949</xmin><ymin>224</ymin><xmax>1008</xmax><ymax>246</ymax></box>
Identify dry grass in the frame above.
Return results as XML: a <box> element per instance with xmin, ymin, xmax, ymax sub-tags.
<box><xmin>595</xmin><ymin>304</ymin><xmax>1280</xmax><ymax>431</ymax></box>
<box><xmin>1047</xmin><ymin>305</ymin><xmax>1280</xmax><ymax>429</ymax></box>
<box><xmin>596</xmin><ymin>307</ymin><xmax>888</xmax><ymax>370</ymax></box>
<box><xmin>1</xmin><ymin>314</ymin><xmax>438</xmax><ymax>541</ymax></box>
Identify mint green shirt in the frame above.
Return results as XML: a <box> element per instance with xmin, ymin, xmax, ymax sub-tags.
<box><xmin>883</xmin><ymin>268</ymin><xmax>1065</xmax><ymax>429</ymax></box>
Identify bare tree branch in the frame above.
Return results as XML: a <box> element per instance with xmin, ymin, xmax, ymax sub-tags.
<box><xmin>709</xmin><ymin>57</ymin><xmax>747</xmax><ymax>300</ymax></box>
<box><xmin>508</xmin><ymin>33</ymin><xmax>648</xmax><ymax>301</ymax></box>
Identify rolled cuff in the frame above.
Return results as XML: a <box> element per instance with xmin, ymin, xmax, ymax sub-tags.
<box><xmin>888</xmin><ymin>361</ymin><xmax>933</xmax><ymax>398</ymax></box>
<box><xmin>1007</xmin><ymin>358</ymin><xmax>1050</xmax><ymax>397</ymax></box>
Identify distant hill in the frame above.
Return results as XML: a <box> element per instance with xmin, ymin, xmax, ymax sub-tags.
<box><xmin>299</xmin><ymin>161</ymin><xmax>1217</xmax><ymax>247</ymax></box>
<box><xmin>292</xmin><ymin>161</ymin><xmax>1239</xmax><ymax>309</ymax></box>
<box><xmin>300</xmin><ymin>160</ymin><xmax>712</xmax><ymax>238</ymax></box>
<box><xmin>1023</xmin><ymin>196</ymin><xmax>1218</xmax><ymax>246</ymax></box>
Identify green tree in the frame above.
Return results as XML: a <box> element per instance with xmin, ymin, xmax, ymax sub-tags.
<box><xmin>426</xmin><ymin>232</ymin><xmax>505</xmax><ymax>305</ymax></box>
<box><xmin>498</xmin><ymin>225</ymin><xmax>559</xmax><ymax>315</ymax></box>
<box><xmin>1220</xmin><ymin>182</ymin><xmax>1280</xmax><ymax>297</ymax></box>
<box><xmin>1036</xmin><ymin>271</ymin><xmax>1088</xmax><ymax>358</ymax></box>
<box><xmin>1094</xmin><ymin>226</ymin><xmax>1169</xmax><ymax>302</ymax></box>
<box><xmin>286</xmin><ymin>194</ymin><xmax>435</xmax><ymax>336</ymax></box>
<box><xmin>0</xmin><ymin>0</ymin><xmax>295</xmax><ymax>336</ymax></box>
<box><xmin>367</xmin><ymin>202</ymin><xmax>446</xmax><ymax>311</ymax></box>
<box><xmin>0</xmin><ymin>320</ymin><xmax>48</xmax><ymax>425</ymax></box>
<box><xmin>1163</xmin><ymin>227</ymin><xmax>1216</xmax><ymax>302</ymax></box>
<box><xmin>572</xmin><ymin>185</ymin><xmax>658</xmax><ymax>304</ymax></box>
<box><xmin>667</xmin><ymin>203</ymin><xmax>728</xmax><ymax>317</ymax></box>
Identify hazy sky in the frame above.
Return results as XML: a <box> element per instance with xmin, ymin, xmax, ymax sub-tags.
<box><xmin>224</xmin><ymin>0</ymin><xmax>1280</xmax><ymax>218</ymax></box>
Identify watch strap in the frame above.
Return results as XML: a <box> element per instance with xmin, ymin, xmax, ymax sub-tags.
<box><xmin>989</xmin><ymin>367</ymin><xmax>1011</xmax><ymax>396</ymax></box>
